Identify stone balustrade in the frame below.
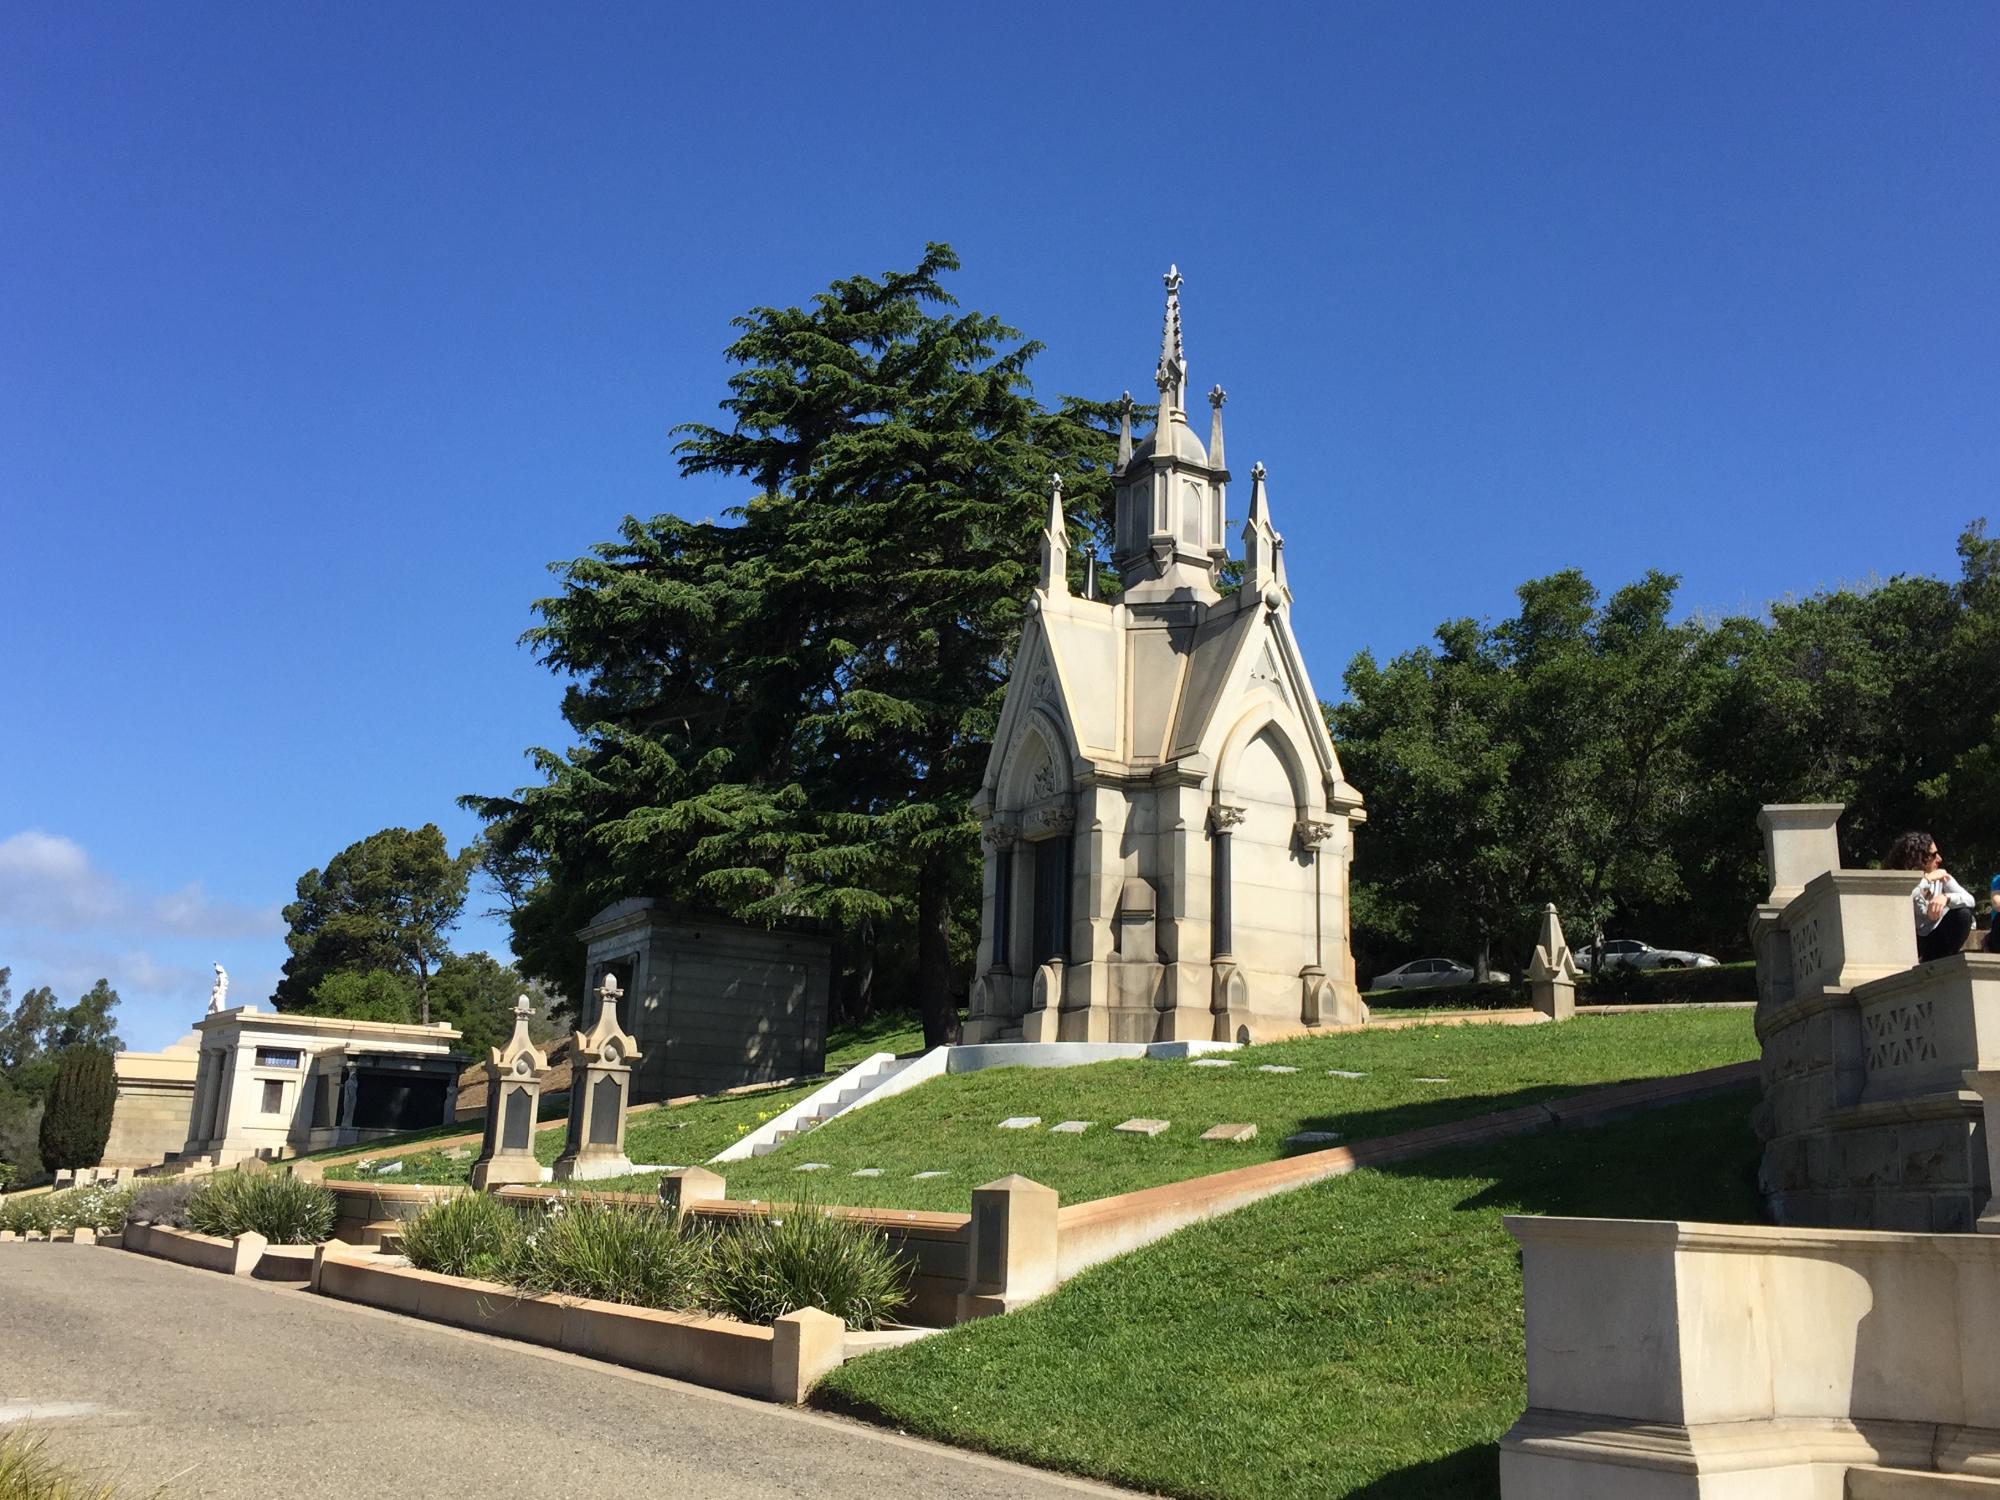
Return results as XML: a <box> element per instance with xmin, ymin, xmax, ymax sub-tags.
<box><xmin>1752</xmin><ymin>804</ymin><xmax>2000</xmax><ymax>1231</ymax></box>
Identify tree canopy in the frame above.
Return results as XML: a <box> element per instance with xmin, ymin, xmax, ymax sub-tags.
<box><xmin>1336</xmin><ymin>521</ymin><xmax>1999</xmax><ymax>976</ymax></box>
<box><xmin>275</xmin><ymin>824</ymin><xmax>473</xmax><ymax>1023</ymax></box>
<box><xmin>468</xmin><ymin>244</ymin><xmax>1120</xmax><ymax>1045</ymax></box>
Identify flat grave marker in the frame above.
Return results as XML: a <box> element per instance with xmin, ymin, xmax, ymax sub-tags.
<box><xmin>1114</xmin><ymin>1118</ymin><xmax>1171</xmax><ymax>1137</ymax></box>
<box><xmin>1050</xmin><ymin>1120</ymin><xmax>1094</xmax><ymax>1134</ymax></box>
<box><xmin>997</xmin><ymin>1116</ymin><xmax>1042</xmax><ymax>1130</ymax></box>
<box><xmin>1201</xmin><ymin>1122</ymin><xmax>1259</xmax><ymax>1143</ymax></box>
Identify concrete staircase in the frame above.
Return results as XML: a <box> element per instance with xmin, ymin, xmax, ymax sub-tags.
<box><xmin>709</xmin><ymin>1047</ymin><xmax>949</xmax><ymax>1164</ymax></box>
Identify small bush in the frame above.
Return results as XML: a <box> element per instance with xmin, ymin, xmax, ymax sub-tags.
<box><xmin>0</xmin><ymin>1182</ymin><xmax>132</xmax><ymax>1235</ymax></box>
<box><xmin>508</xmin><ymin>1197</ymin><xmax>709</xmax><ymax>1310</ymax></box>
<box><xmin>126</xmin><ymin>1177</ymin><xmax>200</xmax><ymax>1229</ymax></box>
<box><xmin>187</xmin><ymin>1172</ymin><xmax>336</xmax><ymax>1244</ymax></box>
<box><xmin>400</xmin><ymin>1191</ymin><xmax>525</xmax><ymax>1280</ymax></box>
<box><xmin>0</xmin><ymin>1430</ymin><xmax>120</xmax><ymax>1499</ymax></box>
<box><xmin>707</xmin><ymin>1202</ymin><xmax>910</xmax><ymax>1330</ymax></box>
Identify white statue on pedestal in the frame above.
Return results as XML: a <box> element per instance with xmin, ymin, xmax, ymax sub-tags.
<box><xmin>208</xmin><ymin>963</ymin><xmax>230</xmax><ymax>1014</ymax></box>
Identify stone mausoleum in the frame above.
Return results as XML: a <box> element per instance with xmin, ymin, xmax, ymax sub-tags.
<box><xmin>178</xmin><ymin>1007</ymin><xmax>467</xmax><ymax>1166</ymax></box>
<box><xmin>967</xmin><ymin>269</ymin><xmax>1366</xmax><ymax>1045</ymax></box>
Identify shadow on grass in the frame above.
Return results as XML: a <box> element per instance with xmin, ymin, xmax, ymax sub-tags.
<box><xmin>1344</xmin><ymin>1443</ymin><xmax>1500</xmax><ymax>1500</ymax></box>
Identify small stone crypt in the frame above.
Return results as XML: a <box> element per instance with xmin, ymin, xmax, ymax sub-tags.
<box><xmin>967</xmin><ymin>269</ymin><xmax>1366</xmax><ymax>1045</ymax></box>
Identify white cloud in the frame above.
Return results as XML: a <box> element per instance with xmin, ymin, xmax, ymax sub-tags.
<box><xmin>0</xmin><ymin>831</ymin><xmax>280</xmax><ymax>940</ymax></box>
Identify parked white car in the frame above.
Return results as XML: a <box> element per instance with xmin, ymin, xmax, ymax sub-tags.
<box><xmin>1368</xmin><ymin>958</ymin><xmax>1512</xmax><ymax>991</ymax></box>
<box><xmin>1587</xmin><ymin>938</ymin><xmax>1718</xmax><ymax>971</ymax></box>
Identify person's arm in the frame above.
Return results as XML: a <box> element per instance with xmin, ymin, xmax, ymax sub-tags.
<box><xmin>1940</xmin><ymin>874</ymin><xmax>1976</xmax><ymax>909</ymax></box>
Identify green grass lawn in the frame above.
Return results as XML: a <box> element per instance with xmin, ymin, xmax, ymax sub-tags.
<box><xmin>717</xmin><ymin>1009</ymin><xmax>1756</xmax><ymax>1212</ymax></box>
<box><xmin>818</xmin><ymin>1084</ymin><xmax>1766</xmax><ymax>1500</ymax></box>
<box><xmin>321</xmin><ymin>1010</ymin><xmax>936</xmax><ymax>1186</ymax></box>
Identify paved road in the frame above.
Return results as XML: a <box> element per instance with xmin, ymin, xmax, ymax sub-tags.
<box><xmin>0</xmin><ymin>1245</ymin><xmax>1137</xmax><ymax>1499</ymax></box>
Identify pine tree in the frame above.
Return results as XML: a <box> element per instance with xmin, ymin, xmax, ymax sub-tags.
<box><xmin>468</xmin><ymin>245</ymin><xmax>1120</xmax><ymax>1044</ymax></box>
<box><xmin>37</xmin><ymin>1047</ymin><xmax>117</xmax><ymax>1173</ymax></box>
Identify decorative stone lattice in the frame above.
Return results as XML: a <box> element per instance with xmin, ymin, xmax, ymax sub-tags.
<box><xmin>1863</xmin><ymin>999</ymin><xmax>1939</xmax><ymax>1072</ymax></box>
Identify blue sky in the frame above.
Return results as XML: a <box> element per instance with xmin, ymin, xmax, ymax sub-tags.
<box><xmin>3</xmin><ymin>3</ymin><xmax>1994</xmax><ymax>1049</ymax></box>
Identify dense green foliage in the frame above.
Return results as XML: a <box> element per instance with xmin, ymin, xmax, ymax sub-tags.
<box><xmin>186</xmin><ymin>1172</ymin><xmax>337</xmax><ymax>1244</ymax></box>
<box><xmin>126</xmin><ymin>1176</ymin><xmax>201</xmax><ymax>1229</ymax></box>
<box><xmin>818</xmin><ymin>1087</ymin><xmax>1765</xmax><ymax>1500</ymax></box>
<box><xmin>0</xmin><ymin>969</ymin><xmax>124</xmax><ymax>1183</ymax></box>
<box><xmin>0</xmin><ymin>1180</ymin><xmax>134</xmax><ymax>1235</ymax></box>
<box><xmin>1337</xmin><ymin>521</ymin><xmax>1999</xmax><ymax>976</ymax></box>
<box><xmin>397</xmin><ymin>1189</ymin><xmax>910</xmax><ymax>1329</ymax></box>
<box><xmin>36</xmin><ymin>1048</ymin><xmax>116</xmax><ymax>1172</ymax></box>
<box><xmin>398</xmin><ymin>1189</ymin><xmax>525</xmax><ymax>1279</ymax></box>
<box><xmin>706</xmin><ymin>1199</ymin><xmax>911</xmax><ymax>1330</ymax></box>
<box><xmin>468</xmin><ymin>245</ymin><xmax>1122</xmax><ymax>1044</ymax></box>
<box><xmin>274</xmin><ymin>824</ymin><xmax>474</xmax><ymax>1023</ymax></box>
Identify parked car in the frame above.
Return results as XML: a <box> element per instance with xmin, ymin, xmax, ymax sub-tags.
<box><xmin>1586</xmin><ymin>938</ymin><xmax>1718</xmax><ymax>972</ymax></box>
<box><xmin>1368</xmin><ymin>957</ymin><xmax>1512</xmax><ymax>991</ymax></box>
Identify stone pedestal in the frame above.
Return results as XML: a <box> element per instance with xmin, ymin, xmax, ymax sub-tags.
<box><xmin>552</xmin><ymin>976</ymin><xmax>643</xmax><ymax>1183</ymax></box>
<box><xmin>1526</xmin><ymin>904</ymin><xmax>1581</xmax><ymax>1022</ymax></box>
<box><xmin>1965</xmin><ymin>1069</ymin><xmax>2000</xmax><ymax>1234</ymax></box>
<box><xmin>471</xmin><ymin>996</ymin><xmax>548</xmax><ymax>1191</ymax></box>
<box><xmin>957</xmin><ymin>1174</ymin><xmax>1060</xmax><ymax>1320</ymax></box>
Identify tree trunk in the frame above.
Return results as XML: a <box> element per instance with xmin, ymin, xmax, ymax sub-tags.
<box><xmin>916</xmin><ymin>860</ymin><xmax>954</xmax><ymax>1049</ymax></box>
<box><xmin>1474</xmin><ymin>930</ymin><xmax>1492</xmax><ymax>984</ymax></box>
<box><xmin>418</xmin><ymin>959</ymin><xmax>431</xmax><ymax>1027</ymax></box>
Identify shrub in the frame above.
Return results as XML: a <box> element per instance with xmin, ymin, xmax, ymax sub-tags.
<box><xmin>0</xmin><ymin>1162</ymin><xmax>18</xmax><ymax>1192</ymax></box>
<box><xmin>187</xmin><ymin>1172</ymin><xmax>337</xmax><ymax>1244</ymax></box>
<box><xmin>706</xmin><ymin>1202</ymin><xmax>910</xmax><ymax>1330</ymax></box>
<box><xmin>507</xmin><ymin>1196</ymin><xmax>709</xmax><ymax>1311</ymax></box>
<box><xmin>126</xmin><ymin>1177</ymin><xmax>201</xmax><ymax>1229</ymax></box>
<box><xmin>36</xmin><ymin>1049</ymin><xmax>117</xmax><ymax>1174</ymax></box>
<box><xmin>400</xmin><ymin>1191</ymin><xmax>525</xmax><ymax>1280</ymax></box>
<box><xmin>0</xmin><ymin>1182</ymin><xmax>132</xmax><ymax>1235</ymax></box>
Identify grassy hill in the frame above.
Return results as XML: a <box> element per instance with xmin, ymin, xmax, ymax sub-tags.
<box><xmin>818</xmin><ymin>1084</ymin><xmax>1766</xmax><ymax>1500</ymax></box>
<box><xmin>713</xmin><ymin>1009</ymin><xmax>1756</xmax><ymax>1211</ymax></box>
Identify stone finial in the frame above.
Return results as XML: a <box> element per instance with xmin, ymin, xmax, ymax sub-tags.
<box><xmin>1039</xmin><ymin>472</ymin><xmax>1070</xmax><ymax>598</ymax></box>
<box><xmin>1208</xmin><ymin>385</ymin><xmax>1228</xmax><ymax>470</ymax></box>
<box><xmin>1242</xmin><ymin>462</ymin><xmax>1282</xmax><ymax>600</ymax></box>
<box><xmin>514</xmin><ymin>993</ymin><xmax>532</xmax><ymax>1017</ymax></box>
<box><xmin>1116</xmin><ymin>391</ymin><xmax>1134</xmax><ymax>469</ymax></box>
<box><xmin>1156</xmin><ymin>266</ymin><xmax>1186</xmax><ymax>409</ymax></box>
<box><xmin>208</xmin><ymin>963</ymin><xmax>229</xmax><ymax>1014</ymax></box>
<box><xmin>1527</xmin><ymin>903</ymin><xmax>1581</xmax><ymax>1022</ymax></box>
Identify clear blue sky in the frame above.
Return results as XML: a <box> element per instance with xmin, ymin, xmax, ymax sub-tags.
<box><xmin>3</xmin><ymin>3</ymin><xmax>1994</xmax><ymax>1049</ymax></box>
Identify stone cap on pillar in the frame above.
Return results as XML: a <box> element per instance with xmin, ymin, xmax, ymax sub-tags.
<box><xmin>1758</xmin><ymin>803</ymin><xmax>1846</xmax><ymax>909</ymax></box>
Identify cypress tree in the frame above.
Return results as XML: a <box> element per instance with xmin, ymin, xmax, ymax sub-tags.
<box><xmin>469</xmin><ymin>245</ymin><xmax>1120</xmax><ymax>1045</ymax></box>
<box><xmin>38</xmin><ymin>1047</ymin><xmax>117</xmax><ymax>1172</ymax></box>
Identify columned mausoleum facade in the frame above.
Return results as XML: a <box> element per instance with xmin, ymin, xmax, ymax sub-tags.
<box><xmin>178</xmin><ymin>1008</ymin><xmax>467</xmax><ymax>1166</ymax></box>
<box><xmin>968</xmin><ymin>269</ymin><xmax>1366</xmax><ymax>1044</ymax></box>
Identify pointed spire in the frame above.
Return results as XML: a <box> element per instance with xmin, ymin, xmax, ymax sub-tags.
<box><xmin>1156</xmin><ymin>265</ymin><xmax>1186</xmax><ymax>404</ymax></box>
<box><xmin>1528</xmin><ymin>903</ymin><xmax>1582</xmax><ymax>982</ymax></box>
<box><xmin>1039</xmin><ymin>471</ymin><xmax>1070</xmax><ymax>597</ymax></box>
<box><xmin>1207</xmin><ymin>385</ymin><xmax>1227</xmax><ymax>470</ymax></box>
<box><xmin>1242</xmin><ymin>461</ymin><xmax>1282</xmax><ymax>599</ymax></box>
<box><xmin>1116</xmin><ymin>391</ymin><xmax>1134</xmax><ymax>469</ymax></box>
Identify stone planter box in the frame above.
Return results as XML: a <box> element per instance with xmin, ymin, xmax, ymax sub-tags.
<box><xmin>122</xmin><ymin>1222</ymin><xmax>272</xmax><ymax>1277</ymax></box>
<box><xmin>309</xmin><ymin>1250</ymin><xmax>850</xmax><ymax>1403</ymax></box>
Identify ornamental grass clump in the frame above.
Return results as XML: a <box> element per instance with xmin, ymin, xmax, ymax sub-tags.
<box><xmin>706</xmin><ymin>1202</ymin><xmax>910</xmax><ymax>1331</ymax></box>
<box><xmin>399</xmin><ymin>1190</ymin><xmax>525</xmax><ymax>1280</ymax></box>
<box><xmin>507</xmin><ymin>1196</ymin><xmax>709</xmax><ymax>1311</ymax></box>
<box><xmin>187</xmin><ymin>1172</ymin><xmax>336</xmax><ymax>1244</ymax></box>
<box><xmin>0</xmin><ymin>1430</ymin><xmax>121</xmax><ymax>1500</ymax></box>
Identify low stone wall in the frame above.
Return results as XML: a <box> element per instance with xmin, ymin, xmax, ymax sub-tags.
<box><xmin>1502</xmin><ymin>1214</ymin><xmax>2000</xmax><ymax>1498</ymax></box>
<box><xmin>310</xmin><ymin>1250</ymin><xmax>847</xmax><ymax>1403</ymax></box>
<box><xmin>123</xmin><ymin>1222</ymin><xmax>270</xmax><ymax>1277</ymax></box>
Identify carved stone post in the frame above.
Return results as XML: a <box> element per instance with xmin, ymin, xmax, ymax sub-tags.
<box><xmin>552</xmin><ymin>975</ymin><xmax>644</xmax><ymax>1182</ymax></box>
<box><xmin>472</xmin><ymin>995</ymin><xmax>548</xmax><ymax>1190</ymax></box>
<box><xmin>1527</xmin><ymin>904</ymin><xmax>1582</xmax><ymax>1021</ymax></box>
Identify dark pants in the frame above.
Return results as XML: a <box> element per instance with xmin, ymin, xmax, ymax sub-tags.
<box><xmin>1918</xmin><ymin>906</ymin><xmax>1975</xmax><ymax>961</ymax></box>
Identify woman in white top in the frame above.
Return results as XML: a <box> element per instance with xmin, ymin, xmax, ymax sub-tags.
<box><xmin>1886</xmin><ymin>831</ymin><xmax>1976</xmax><ymax>961</ymax></box>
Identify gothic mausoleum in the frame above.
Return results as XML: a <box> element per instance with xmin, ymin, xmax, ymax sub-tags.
<box><xmin>967</xmin><ymin>269</ymin><xmax>1366</xmax><ymax>1045</ymax></box>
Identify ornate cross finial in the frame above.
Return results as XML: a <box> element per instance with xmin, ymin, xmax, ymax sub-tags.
<box><xmin>1251</xmin><ymin>460</ymin><xmax>1266</xmax><ymax>480</ymax></box>
<box><xmin>1050</xmin><ymin>471</ymin><xmax>1063</xmax><ymax>500</ymax></box>
<box><xmin>597</xmin><ymin>973</ymin><xmax>621</xmax><ymax>1002</ymax></box>
<box><xmin>1208</xmin><ymin>385</ymin><xmax>1227</xmax><ymax>409</ymax></box>
<box><xmin>1118</xmin><ymin>391</ymin><xmax>1134</xmax><ymax>416</ymax></box>
<box><xmin>1163</xmin><ymin>264</ymin><xmax>1182</xmax><ymax>295</ymax></box>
